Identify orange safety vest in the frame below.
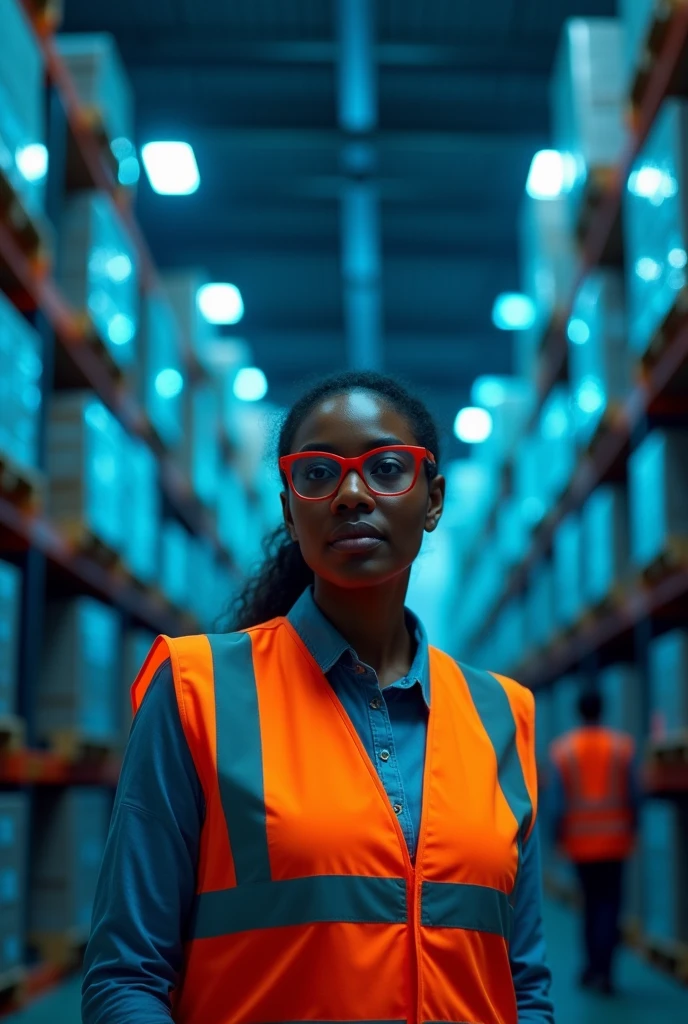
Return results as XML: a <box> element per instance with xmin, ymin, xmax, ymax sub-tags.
<box><xmin>550</xmin><ymin>727</ymin><xmax>635</xmax><ymax>863</ymax></box>
<box><xmin>132</xmin><ymin>618</ymin><xmax>539</xmax><ymax>1024</ymax></box>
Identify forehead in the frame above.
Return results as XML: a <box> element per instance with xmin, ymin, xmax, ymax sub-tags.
<box><xmin>290</xmin><ymin>391</ymin><xmax>419</xmax><ymax>455</ymax></box>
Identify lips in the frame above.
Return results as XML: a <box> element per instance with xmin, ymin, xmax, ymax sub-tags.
<box><xmin>329</xmin><ymin>521</ymin><xmax>385</xmax><ymax>553</ymax></box>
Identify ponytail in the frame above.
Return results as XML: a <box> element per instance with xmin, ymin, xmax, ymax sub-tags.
<box><xmin>225</xmin><ymin>523</ymin><xmax>314</xmax><ymax>630</ymax></box>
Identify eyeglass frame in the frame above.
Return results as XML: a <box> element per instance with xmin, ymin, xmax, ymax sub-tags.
<box><xmin>279</xmin><ymin>444</ymin><xmax>436</xmax><ymax>502</ymax></box>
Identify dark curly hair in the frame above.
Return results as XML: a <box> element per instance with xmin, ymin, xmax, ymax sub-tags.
<box><xmin>226</xmin><ymin>371</ymin><xmax>441</xmax><ymax>630</ymax></box>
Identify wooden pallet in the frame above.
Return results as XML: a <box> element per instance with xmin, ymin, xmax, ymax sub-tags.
<box><xmin>641</xmin><ymin>538</ymin><xmax>688</xmax><ymax>582</ymax></box>
<box><xmin>0</xmin><ymin>452</ymin><xmax>44</xmax><ymax>511</ymax></box>
<box><xmin>0</xmin><ymin>166</ymin><xmax>52</xmax><ymax>264</ymax></box>
<box><xmin>59</xmin><ymin>520</ymin><xmax>122</xmax><ymax>569</ymax></box>
<box><xmin>648</xmin><ymin>732</ymin><xmax>688</xmax><ymax>765</ymax></box>
<box><xmin>29</xmin><ymin>925</ymin><xmax>89</xmax><ymax>970</ymax></box>
<box><xmin>629</xmin><ymin>0</ymin><xmax>688</xmax><ymax>113</ymax></box>
<box><xmin>0</xmin><ymin>715</ymin><xmax>27</xmax><ymax>754</ymax></box>
<box><xmin>640</xmin><ymin>935</ymin><xmax>688</xmax><ymax>985</ymax></box>
<box><xmin>44</xmin><ymin>728</ymin><xmax>120</xmax><ymax>764</ymax></box>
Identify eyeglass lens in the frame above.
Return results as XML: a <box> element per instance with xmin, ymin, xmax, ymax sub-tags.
<box><xmin>291</xmin><ymin>449</ymin><xmax>418</xmax><ymax>499</ymax></box>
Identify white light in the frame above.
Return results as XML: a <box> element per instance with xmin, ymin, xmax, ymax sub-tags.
<box><xmin>107</xmin><ymin>313</ymin><xmax>135</xmax><ymax>346</ymax></box>
<box><xmin>106</xmin><ymin>254</ymin><xmax>133</xmax><ymax>283</ymax></box>
<box><xmin>473</xmin><ymin>378</ymin><xmax>507</xmax><ymax>407</ymax></box>
<box><xmin>233</xmin><ymin>367</ymin><xmax>268</xmax><ymax>402</ymax></box>
<box><xmin>155</xmin><ymin>368</ymin><xmax>184</xmax><ymax>399</ymax></box>
<box><xmin>635</xmin><ymin>257</ymin><xmax>662</xmax><ymax>283</ymax></box>
<box><xmin>492</xmin><ymin>293</ymin><xmax>537</xmax><ymax>331</ymax></box>
<box><xmin>567</xmin><ymin>318</ymin><xmax>590</xmax><ymax>346</ymax></box>
<box><xmin>141</xmin><ymin>141</ymin><xmax>200</xmax><ymax>196</ymax></box>
<box><xmin>453</xmin><ymin>407</ymin><xmax>493</xmax><ymax>444</ymax></box>
<box><xmin>628</xmin><ymin>166</ymin><xmax>664</xmax><ymax>199</ymax></box>
<box><xmin>16</xmin><ymin>143</ymin><xmax>49</xmax><ymax>183</ymax></box>
<box><xmin>668</xmin><ymin>247</ymin><xmax>688</xmax><ymax>270</ymax></box>
<box><xmin>526</xmin><ymin>150</ymin><xmax>572</xmax><ymax>200</ymax></box>
<box><xmin>198</xmin><ymin>283</ymin><xmax>244</xmax><ymax>325</ymax></box>
<box><xmin>577</xmin><ymin>377</ymin><xmax>605</xmax><ymax>415</ymax></box>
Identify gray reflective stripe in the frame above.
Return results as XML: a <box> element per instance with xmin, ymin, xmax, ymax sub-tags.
<box><xmin>567</xmin><ymin>818</ymin><xmax>631</xmax><ymax>837</ymax></box>
<box><xmin>459</xmin><ymin>664</ymin><xmax>533</xmax><ymax>841</ymax></box>
<box><xmin>421</xmin><ymin>881</ymin><xmax>513</xmax><ymax>940</ymax></box>
<box><xmin>190</xmin><ymin>875</ymin><xmax>407</xmax><ymax>938</ymax></box>
<box><xmin>208</xmin><ymin>632</ymin><xmax>271</xmax><ymax>885</ymax></box>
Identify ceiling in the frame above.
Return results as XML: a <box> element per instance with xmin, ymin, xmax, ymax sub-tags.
<box><xmin>61</xmin><ymin>0</ymin><xmax>616</xmax><ymax>459</ymax></box>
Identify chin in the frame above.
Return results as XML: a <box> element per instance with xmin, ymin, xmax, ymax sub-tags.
<box><xmin>316</xmin><ymin>551</ymin><xmax>408</xmax><ymax>589</ymax></box>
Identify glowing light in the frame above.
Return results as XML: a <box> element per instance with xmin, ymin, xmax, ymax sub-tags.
<box><xmin>577</xmin><ymin>377</ymin><xmax>605</xmax><ymax>415</ymax></box>
<box><xmin>141</xmin><ymin>141</ymin><xmax>200</xmax><ymax>195</ymax></box>
<box><xmin>233</xmin><ymin>367</ymin><xmax>268</xmax><ymax>402</ymax></box>
<box><xmin>567</xmin><ymin>318</ymin><xmax>590</xmax><ymax>346</ymax></box>
<box><xmin>16</xmin><ymin>143</ymin><xmax>48</xmax><ymax>183</ymax></box>
<box><xmin>492</xmin><ymin>293</ymin><xmax>537</xmax><ymax>331</ymax></box>
<box><xmin>198</xmin><ymin>283</ymin><xmax>244</xmax><ymax>325</ymax></box>
<box><xmin>526</xmin><ymin>150</ymin><xmax>573</xmax><ymax>200</ymax></box>
<box><xmin>111</xmin><ymin>137</ymin><xmax>140</xmax><ymax>187</ymax></box>
<box><xmin>472</xmin><ymin>378</ymin><xmax>507</xmax><ymax>407</ymax></box>
<box><xmin>453</xmin><ymin>407</ymin><xmax>493</xmax><ymax>444</ymax></box>
<box><xmin>106</xmin><ymin>254</ymin><xmax>133</xmax><ymax>283</ymax></box>
<box><xmin>107</xmin><ymin>314</ymin><xmax>135</xmax><ymax>346</ymax></box>
<box><xmin>541</xmin><ymin>405</ymin><xmax>569</xmax><ymax>440</ymax></box>
<box><xmin>627</xmin><ymin>165</ymin><xmax>678</xmax><ymax>204</ymax></box>
<box><xmin>668</xmin><ymin>247</ymin><xmax>688</xmax><ymax>270</ymax></box>
<box><xmin>635</xmin><ymin>257</ymin><xmax>662</xmax><ymax>283</ymax></box>
<box><xmin>155</xmin><ymin>368</ymin><xmax>184</xmax><ymax>399</ymax></box>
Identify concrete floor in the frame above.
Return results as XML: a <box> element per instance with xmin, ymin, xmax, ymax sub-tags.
<box><xmin>6</xmin><ymin>899</ymin><xmax>688</xmax><ymax>1022</ymax></box>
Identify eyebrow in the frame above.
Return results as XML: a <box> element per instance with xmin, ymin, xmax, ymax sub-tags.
<box><xmin>297</xmin><ymin>436</ymin><xmax>407</xmax><ymax>454</ymax></box>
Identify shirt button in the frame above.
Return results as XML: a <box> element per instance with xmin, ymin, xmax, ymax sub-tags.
<box><xmin>393</xmin><ymin>804</ymin><xmax>403</xmax><ymax>814</ymax></box>
<box><xmin>354</xmin><ymin>663</ymin><xmax>366</xmax><ymax>675</ymax></box>
<box><xmin>370</xmin><ymin>697</ymin><xmax>383</xmax><ymax>710</ymax></box>
<box><xmin>380</xmin><ymin>749</ymin><xmax>390</xmax><ymax>762</ymax></box>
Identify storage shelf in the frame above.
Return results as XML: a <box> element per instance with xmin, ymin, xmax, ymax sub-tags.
<box><xmin>0</xmin><ymin>747</ymin><xmax>121</xmax><ymax>786</ymax></box>
<box><xmin>0</xmin><ymin>492</ymin><xmax>195</xmax><ymax>636</ymax></box>
<box><xmin>531</xmin><ymin>4</ymin><xmax>688</xmax><ymax>426</ymax></box>
<box><xmin>0</xmin><ymin>219</ymin><xmax>233</xmax><ymax>571</ymax></box>
<box><xmin>517</xmin><ymin>569</ymin><xmax>688</xmax><ymax>690</ymax></box>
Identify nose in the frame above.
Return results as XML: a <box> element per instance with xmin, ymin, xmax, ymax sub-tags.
<box><xmin>330</xmin><ymin>469</ymin><xmax>376</xmax><ymax>512</ymax></box>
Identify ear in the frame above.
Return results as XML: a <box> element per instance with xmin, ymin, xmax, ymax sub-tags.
<box><xmin>425</xmin><ymin>474</ymin><xmax>445</xmax><ymax>534</ymax></box>
<box><xmin>280</xmin><ymin>491</ymin><xmax>298</xmax><ymax>543</ymax></box>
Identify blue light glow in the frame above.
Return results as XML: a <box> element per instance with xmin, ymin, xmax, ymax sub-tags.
<box><xmin>107</xmin><ymin>314</ymin><xmax>135</xmax><ymax>346</ymax></box>
<box><xmin>453</xmin><ymin>407</ymin><xmax>493</xmax><ymax>444</ymax></box>
<box><xmin>492</xmin><ymin>293</ymin><xmax>537</xmax><ymax>331</ymax></box>
<box><xmin>526</xmin><ymin>150</ymin><xmax>573</xmax><ymax>200</ymax></box>
<box><xmin>16</xmin><ymin>143</ymin><xmax>49</xmax><ymax>183</ymax></box>
<box><xmin>233</xmin><ymin>367</ymin><xmax>268</xmax><ymax>402</ymax></box>
<box><xmin>141</xmin><ymin>141</ymin><xmax>200</xmax><ymax>196</ymax></box>
<box><xmin>155</xmin><ymin>368</ymin><xmax>184</xmax><ymax>399</ymax></box>
<box><xmin>567</xmin><ymin>318</ymin><xmax>590</xmax><ymax>346</ymax></box>
<box><xmin>198</xmin><ymin>283</ymin><xmax>244</xmax><ymax>325</ymax></box>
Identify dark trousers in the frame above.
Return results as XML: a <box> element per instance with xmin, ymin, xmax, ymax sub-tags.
<box><xmin>575</xmin><ymin>859</ymin><xmax>625</xmax><ymax>982</ymax></box>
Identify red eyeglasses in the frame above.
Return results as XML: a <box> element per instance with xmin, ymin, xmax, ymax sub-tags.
<box><xmin>279</xmin><ymin>445</ymin><xmax>436</xmax><ymax>501</ymax></box>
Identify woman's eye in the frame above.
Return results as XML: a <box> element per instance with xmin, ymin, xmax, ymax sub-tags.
<box><xmin>374</xmin><ymin>459</ymin><xmax>404</xmax><ymax>475</ymax></box>
<box><xmin>306</xmin><ymin>464</ymin><xmax>336</xmax><ymax>480</ymax></box>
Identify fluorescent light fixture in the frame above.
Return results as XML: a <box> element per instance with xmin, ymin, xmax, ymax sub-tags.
<box><xmin>197</xmin><ymin>283</ymin><xmax>244</xmax><ymax>325</ymax></box>
<box><xmin>492</xmin><ymin>293</ymin><xmax>537</xmax><ymax>331</ymax></box>
<box><xmin>635</xmin><ymin>257</ymin><xmax>662</xmax><ymax>283</ymax></box>
<box><xmin>472</xmin><ymin>377</ymin><xmax>507</xmax><ymax>408</ymax></box>
<box><xmin>106</xmin><ymin>254</ymin><xmax>133</xmax><ymax>283</ymax></box>
<box><xmin>567</xmin><ymin>318</ymin><xmax>590</xmax><ymax>346</ymax></box>
<box><xmin>233</xmin><ymin>367</ymin><xmax>268</xmax><ymax>402</ymax></box>
<box><xmin>155</xmin><ymin>368</ymin><xmax>184</xmax><ymax>399</ymax></box>
<box><xmin>16</xmin><ymin>143</ymin><xmax>48</xmax><ymax>183</ymax></box>
<box><xmin>107</xmin><ymin>313</ymin><xmax>135</xmax><ymax>346</ymax></box>
<box><xmin>141</xmin><ymin>141</ymin><xmax>200</xmax><ymax>195</ymax></box>
<box><xmin>526</xmin><ymin>149</ymin><xmax>573</xmax><ymax>200</ymax></box>
<box><xmin>453</xmin><ymin>407</ymin><xmax>493</xmax><ymax>444</ymax></box>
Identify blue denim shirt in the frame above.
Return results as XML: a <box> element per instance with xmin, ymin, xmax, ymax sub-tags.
<box><xmin>82</xmin><ymin>588</ymin><xmax>554</xmax><ymax>1023</ymax></box>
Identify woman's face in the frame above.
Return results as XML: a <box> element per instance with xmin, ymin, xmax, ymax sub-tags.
<box><xmin>281</xmin><ymin>390</ymin><xmax>445</xmax><ymax>589</ymax></box>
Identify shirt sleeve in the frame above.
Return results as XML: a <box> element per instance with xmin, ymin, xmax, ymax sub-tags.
<box><xmin>510</xmin><ymin>823</ymin><xmax>556</xmax><ymax>1024</ymax></box>
<box><xmin>81</xmin><ymin>661</ymin><xmax>204</xmax><ymax>1024</ymax></box>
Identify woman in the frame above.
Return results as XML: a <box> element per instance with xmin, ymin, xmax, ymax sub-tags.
<box><xmin>82</xmin><ymin>371</ymin><xmax>554</xmax><ymax>1024</ymax></box>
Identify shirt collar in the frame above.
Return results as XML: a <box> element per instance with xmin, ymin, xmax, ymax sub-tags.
<box><xmin>287</xmin><ymin>586</ymin><xmax>431</xmax><ymax>707</ymax></box>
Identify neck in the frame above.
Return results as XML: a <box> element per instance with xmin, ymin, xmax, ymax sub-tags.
<box><xmin>312</xmin><ymin>572</ymin><xmax>415</xmax><ymax>686</ymax></box>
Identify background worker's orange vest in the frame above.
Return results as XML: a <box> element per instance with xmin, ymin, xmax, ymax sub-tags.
<box><xmin>550</xmin><ymin>727</ymin><xmax>635</xmax><ymax>863</ymax></box>
<box><xmin>132</xmin><ymin>619</ymin><xmax>539</xmax><ymax>1024</ymax></box>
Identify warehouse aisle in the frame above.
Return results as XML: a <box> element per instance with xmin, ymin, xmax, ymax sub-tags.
<box><xmin>6</xmin><ymin>900</ymin><xmax>687</xmax><ymax>1023</ymax></box>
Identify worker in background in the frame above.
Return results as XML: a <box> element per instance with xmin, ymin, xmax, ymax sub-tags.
<box><xmin>82</xmin><ymin>371</ymin><xmax>555</xmax><ymax>1024</ymax></box>
<box><xmin>549</xmin><ymin>690</ymin><xmax>639</xmax><ymax>996</ymax></box>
